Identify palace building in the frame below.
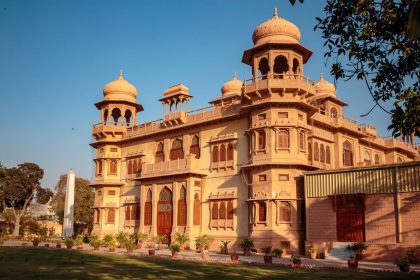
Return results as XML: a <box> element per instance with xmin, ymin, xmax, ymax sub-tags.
<box><xmin>90</xmin><ymin>9</ymin><xmax>419</xmax><ymax>256</ymax></box>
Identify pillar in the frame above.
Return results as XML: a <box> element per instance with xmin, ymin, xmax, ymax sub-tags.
<box><xmin>151</xmin><ymin>184</ymin><xmax>158</xmax><ymax>236</ymax></box>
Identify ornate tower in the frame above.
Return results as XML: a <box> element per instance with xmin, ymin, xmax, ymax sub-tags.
<box><xmin>91</xmin><ymin>71</ymin><xmax>143</xmax><ymax>235</ymax></box>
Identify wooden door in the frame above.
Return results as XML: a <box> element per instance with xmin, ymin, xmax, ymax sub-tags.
<box><xmin>336</xmin><ymin>195</ymin><xmax>365</xmax><ymax>242</ymax></box>
<box><xmin>157</xmin><ymin>188</ymin><xmax>173</xmax><ymax>243</ymax></box>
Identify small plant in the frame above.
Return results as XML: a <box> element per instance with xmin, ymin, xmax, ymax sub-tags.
<box><xmin>261</xmin><ymin>245</ymin><xmax>272</xmax><ymax>256</ymax></box>
<box><xmin>102</xmin><ymin>234</ymin><xmax>115</xmax><ymax>248</ymax></box>
<box><xmin>290</xmin><ymin>255</ymin><xmax>301</xmax><ymax>267</ymax></box>
<box><xmin>175</xmin><ymin>232</ymin><xmax>189</xmax><ymax>250</ymax></box>
<box><xmin>125</xmin><ymin>240</ymin><xmax>136</xmax><ymax>253</ymax></box>
<box><xmin>346</xmin><ymin>242</ymin><xmax>368</xmax><ymax>260</ymax></box>
<box><xmin>194</xmin><ymin>234</ymin><xmax>214</xmax><ymax>252</ymax></box>
<box><xmin>64</xmin><ymin>237</ymin><xmax>74</xmax><ymax>248</ymax></box>
<box><xmin>154</xmin><ymin>234</ymin><xmax>166</xmax><ymax>244</ymax></box>
<box><xmin>273</xmin><ymin>248</ymin><xmax>283</xmax><ymax>258</ymax></box>
<box><xmin>89</xmin><ymin>234</ymin><xmax>101</xmax><ymax>249</ymax></box>
<box><xmin>239</xmin><ymin>238</ymin><xmax>254</xmax><ymax>256</ymax></box>
<box><xmin>169</xmin><ymin>243</ymin><xmax>180</xmax><ymax>253</ymax></box>
<box><xmin>394</xmin><ymin>258</ymin><xmax>410</xmax><ymax>272</ymax></box>
<box><xmin>115</xmin><ymin>231</ymin><xmax>129</xmax><ymax>248</ymax></box>
<box><xmin>308</xmin><ymin>247</ymin><xmax>317</xmax><ymax>259</ymax></box>
<box><xmin>74</xmin><ymin>234</ymin><xmax>84</xmax><ymax>247</ymax></box>
<box><xmin>137</xmin><ymin>232</ymin><xmax>148</xmax><ymax>244</ymax></box>
<box><xmin>220</xmin><ymin>240</ymin><xmax>230</xmax><ymax>254</ymax></box>
<box><xmin>32</xmin><ymin>237</ymin><xmax>40</xmax><ymax>246</ymax></box>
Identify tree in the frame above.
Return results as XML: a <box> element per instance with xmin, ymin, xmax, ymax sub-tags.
<box><xmin>50</xmin><ymin>174</ymin><xmax>93</xmax><ymax>233</ymax></box>
<box><xmin>314</xmin><ymin>0</ymin><xmax>419</xmax><ymax>142</ymax></box>
<box><xmin>0</xmin><ymin>163</ymin><xmax>6</xmax><ymax>214</ymax></box>
<box><xmin>2</xmin><ymin>163</ymin><xmax>53</xmax><ymax>236</ymax></box>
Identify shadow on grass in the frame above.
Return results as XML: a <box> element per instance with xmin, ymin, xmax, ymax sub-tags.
<box><xmin>0</xmin><ymin>247</ymin><xmax>417</xmax><ymax>280</ymax></box>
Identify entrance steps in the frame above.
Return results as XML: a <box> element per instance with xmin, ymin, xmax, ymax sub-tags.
<box><xmin>326</xmin><ymin>242</ymin><xmax>353</xmax><ymax>261</ymax></box>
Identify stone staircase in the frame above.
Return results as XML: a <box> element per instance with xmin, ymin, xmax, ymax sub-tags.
<box><xmin>326</xmin><ymin>242</ymin><xmax>353</xmax><ymax>261</ymax></box>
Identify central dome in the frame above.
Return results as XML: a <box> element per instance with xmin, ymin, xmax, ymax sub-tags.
<box><xmin>103</xmin><ymin>70</ymin><xmax>138</xmax><ymax>103</ymax></box>
<box><xmin>252</xmin><ymin>8</ymin><xmax>301</xmax><ymax>46</ymax></box>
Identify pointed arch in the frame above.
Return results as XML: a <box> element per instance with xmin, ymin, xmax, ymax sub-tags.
<box><xmin>220</xmin><ymin>144</ymin><xmax>226</xmax><ymax>161</ymax></box>
<box><xmin>212</xmin><ymin>146</ymin><xmax>219</xmax><ymax>163</ymax></box>
<box><xmin>144</xmin><ymin>189</ymin><xmax>152</xmax><ymax>225</ymax></box>
<box><xmin>211</xmin><ymin>202</ymin><xmax>218</xmax><ymax>220</ymax></box>
<box><xmin>292</xmin><ymin>58</ymin><xmax>300</xmax><ymax>76</ymax></box>
<box><xmin>364</xmin><ymin>151</ymin><xmax>371</xmax><ymax>165</ymax></box>
<box><xmin>343</xmin><ymin>140</ymin><xmax>353</xmax><ymax>166</ymax></box>
<box><xmin>280</xmin><ymin>201</ymin><xmax>291</xmax><ymax>222</ymax></box>
<box><xmin>190</xmin><ymin>135</ymin><xmax>200</xmax><ymax>159</ymax></box>
<box><xmin>273</xmin><ymin>55</ymin><xmax>289</xmax><ymax>78</ymax></box>
<box><xmin>103</xmin><ymin>109</ymin><xmax>108</xmax><ymax>123</ymax></box>
<box><xmin>124</xmin><ymin>110</ymin><xmax>132</xmax><ymax>126</ymax></box>
<box><xmin>170</xmin><ymin>139</ymin><xmax>184</xmax><ymax>160</ymax></box>
<box><xmin>155</xmin><ymin>142</ymin><xmax>165</xmax><ymax>163</ymax></box>
<box><xmin>308</xmin><ymin>143</ymin><xmax>312</xmax><ymax>161</ymax></box>
<box><xmin>109</xmin><ymin>160</ymin><xmax>117</xmax><ymax>174</ymax></box>
<box><xmin>314</xmin><ymin>142</ymin><xmax>319</xmax><ymax>161</ymax></box>
<box><xmin>227</xmin><ymin>201</ymin><xmax>234</xmax><ymax>220</ymax></box>
<box><xmin>219</xmin><ymin>202</ymin><xmax>226</xmax><ymax>220</ymax></box>
<box><xmin>178</xmin><ymin>186</ymin><xmax>187</xmax><ymax>226</ymax></box>
<box><xmin>258</xmin><ymin>57</ymin><xmax>269</xmax><ymax>78</ymax></box>
<box><xmin>111</xmin><ymin>108</ymin><xmax>121</xmax><ymax>124</ymax></box>
<box><xmin>326</xmin><ymin>146</ymin><xmax>331</xmax><ymax>164</ymax></box>
<box><xmin>374</xmin><ymin>154</ymin><xmax>381</xmax><ymax>165</ymax></box>
<box><xmin>320</xmin><ymin>144</ymin><xmax>325</xmax><ymax>163</ymax></box>
<box><xmin>227</xmin><ymin>143</ymin><xmax>234</xmax><ymax>161</ymax></box>
<box><xmin>193</xmin><ymin>193</ymin><xmax>201</xmax><ymax>225</ymax></box>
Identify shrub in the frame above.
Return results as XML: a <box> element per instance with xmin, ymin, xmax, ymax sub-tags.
<box><xmin>102</xmin><ymin>234</ymin><xmax>115</xmax><ymax>247</ymax></box>
<box><xmin>174</xmin><ymin>232</ymin><xmax>189</xmax><ymax>249</ymax></box>
<box><xmin>273</xmin><ymin>248</ymin><xmax>283</xmax><ymax>257</ymax></box>
<box><xmin>239</xmin><ymin>238</ymin><xmax>254</xmax><ymax>250</ymax></box>
<box><xmin>125</xmin><ymin>240</ymin><xmax>136</xmax><ymax>251</ymax></box>
<box><xmin>195</xmin><ymin>234</ymin><xmax>214</xmax><ymax>251</ymax></box>
<box><xmin>154</xmin><ymin>234</ymin><xmax>166</xmax><ymax>245</ymax></box>
<box><xmin>89</xmin><ymin>235</ymin><xmax>101</xmax><ymax>248</ymax></box>
<box><xmin>115</xmin><ymin>231</ymin><xmax>129</xmax><ymax>247</ymax></box>
<box><xmin>64</xmin><ymin>237</ymin><xmax>74</xmax><ymax>247</ymax></box>
<box><xmin>137</xmin><ymin>232</ymin><xmax>148</xmax><ymax>244</ymax></box>
<box><xmin>261</xmin><ymin>245</ymin><xmax>272</xmax><ymax>256</ymax></box>
<box><xmin>32</xmin><ymin>237</ymin><xmax>40</xmax><ymax>246</ymax></box>
<box><xmin>169</xmin><ymin>243</ymin><xmax>180</xmax><ymax>253</ymax></box>
<box><xmin>74</xmin><ymin>234</ymin><xmax>84</xmax><ymax>246</ymax></box>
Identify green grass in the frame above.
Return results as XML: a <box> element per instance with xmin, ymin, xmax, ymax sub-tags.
<box><xmin>0</xmin><ymin>247</ymin><xmax>416</xmax><ymax>280</ymax></box>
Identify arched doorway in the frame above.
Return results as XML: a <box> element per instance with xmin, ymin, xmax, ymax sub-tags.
<box><xmin>157</xmin><ymin>187</ymin><xmax>173</xmax><ymax>243</ymax></box>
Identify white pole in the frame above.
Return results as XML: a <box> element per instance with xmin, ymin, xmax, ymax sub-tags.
<box><xmin>63</xmin><ymin>169</ymin><xmax>75</xmax><ymax>237</ymax></box>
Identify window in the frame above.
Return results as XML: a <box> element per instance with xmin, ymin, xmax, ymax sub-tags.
<box><xmin>298</xmin><ymin>131</ymin><xmax>305</xmax><ymax>151</ymax></box>
<box><xmin>280</xmin><ymin>202</ymin><xmax>291</xmax><ymax>222</ymax></box>
<box><xmin>98</xmin><ymin>190</ymin><xmax>102</xmax><ymax>196</ymax></box>
<box><xmin>280</xmin><ymin>241</ymin><xmax>290</xmax><ymax>249</ymax></box>
<box><xmin>155</xmin><ymin>142</ymin><xmax>165</xmax><ymax>163</ymax></box>
<box><xmin>364</xmin><ymin>151</ymin><xmax>371</xmax><ymax>165</ymax></box>
<box><xmin>219</xmin><ymin>202</ymin><xmax>226</xmax><ymax>220</ymax></box>
<box><xmin>374</xmin><ymin>154</ymin><xmax>381</xmax><ymax>165</ymax></box>
<box><xmin>144</xmin><ymin>190</ymin><xmax>152</xmax><ymax>225</ymax></box>
<box><xmin>257</xmin><ymin>131</ymin><xmax>266</xmax><ymax>150</ymax></box>
<box><xmin>308</xmin><ymin>143</ymin><xmax>312</xmax><ymax>161</ymax></box>
<box><xmin>178</xmin><ymin>187</ymin><xmax>187</xmax><ymax>226</ymax></box>
<box><xmin>259</xmin><ymin>175</ymin><xmax>266</xmax><ymax>182</ymax></box>
<box><xmin>170</xmin><ymin>139</ymin><xmax>184</xmax><ymax>160</ymax></box>
<box><xmin>331</xmin><ymin>107</ymin><xmax>338</xmax><ymax>119</ymax></box>
<box><xmin>97</xmin><ymin>160</ymin><xmax>103</xmax><ymax>175</ymax></box>
<box><xmin>314</xmin><ymin>142</ymin><xmax>319</xmax><ymax>161</ymax></box>
<box><xmin>107</xmin><ymin>208</ymin><xmax>115</xmax><ymax>223</ymax></box>
<box><xmin>127</xmin><ymin>160</ymin><xmax>133</xmax><ymax>174</ymax></box>
<box><xmin>227</xmin><ymin>143</ymin><xmax>234</xmax><ymax>161</ymax></box>
<box><xmin>220</xmin><ymin>144</ymin><xmax>226</xmax><ymax>161</ymax></box>
<box><xmin>227</xmin><ymin>201</ymin><xmax>234</xmax><ymax>220</ymax></box>
<box><xmin>211</xmin><ymin>203</ymin><xmax>218</xmax><ymax>220</ymax></box>
<box><xmin>111</xmin><ymin>148</ymin><xmax>118</xmax><ymax>152</ymax></box>
<box><xmin>326</xmin><ymin>146</ymin><xmax>331</xmax><ymax>164</ymax></box>
<box><xmin>190</xmin><ymin>135</ymin><xmax>200</xmax><ymax>159</ymax></box>
<box><xmin>109</xmin><ymin>160</ymin><xmax>117</xmax><ymax>174</ymax></box>
<box><xmin>298</xmin><ymin>114</ymin><xmax>303</xmax><ymax>121</ymax></box>
<box><xmin>108</xmin><ymin>190</ymin><xmax>116</xmax><ymax>195</ymax></box>
<box><xmin>278</xmin><ymin>130</ymin><xmax>289</xmax><ymax>148</ymax></box>
<box><xmin>95</xmin><ymin>209</ymin><xmax>100</xmax><ymax>223</ymax></box>
<box><xmin>279</xmin><ymin>174</ymin><xmax>289</xmax><ymax>181</ymax></box>
<box><xmin>320</xmin><ymin>144</ymin><xmax>325</xmax><ymax>163</ymax></box>
<box><xmin>273</xmin><ymin>55</ymin><xmax>289</xmax><ymax>78</ymax></box>
<box><xmin>343</xmin><ymin>140</ymin><xmax>353</xmax><ymax>166</ymax></box>
<box><xmin>278</xmin><ymin>112</ymin><xmax>288</xmax><ymax>118</ymax></box>
<box><xmin>258</xmin><ymin>203</ymin><xmax>267</xmax><ymax>222</ymax></box>
<box><xmin>258</xmin><ymin>113</ymin><xmax>266</xmax><ymax>120</ymax></box>
<box><xmin>193</xmin><ymin>193</ymin><xmax>201</xmax><ymax>225</ymax></box>
<box><xmin>135</xmin><ymin>204</ymin><xmax>140</xmax><ymax>220</ymax></box>
<box><xmin>212</xmin><ymin>146</ymin><xmax>219</xmax><ymax>162</ymax></box>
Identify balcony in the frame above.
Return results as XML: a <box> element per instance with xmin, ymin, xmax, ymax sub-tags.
<box><xmin>163</xmin><ymin>111</ymin><xmax>188</xmax><ymax>126</ymax></box>
<box><xmin>140</xmin><ymin>156</ymin><xmax>202</xmax><ymax>179</ymax></box>
<box><xmin>92</xmin><ymin>122</ymin><xmax>128</xmax><ymax>137</ymax></box>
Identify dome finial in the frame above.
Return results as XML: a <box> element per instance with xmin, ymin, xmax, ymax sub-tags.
<box><xmin>273</xmin><ymin>7</ymin><xmax>279</xmax><ymax>19</ymax></box>
<box><xmin>119</xmin><ymin>69</ymin><xmax>124</xmax><ymax>80</ymax></box>
<box><xmin>233</xmin><ymin>72</ymin><xmax>237</xmax><ymax>80</ymax></box>
<box><xmin>320</xmin><ymin>73</ymin><xmax>324</xmax><ymax>81</ymax></box>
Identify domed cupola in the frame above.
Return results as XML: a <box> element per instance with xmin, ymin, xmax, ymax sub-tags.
<box><xmin>252</xmin><ymin>8</ymin><xmax>301</xmax><ymax>46</ymax></box>
<box><xmin>221</xmin><ymin>72</ymin><xmax>243</xmax><ymax>96</ymax></box>
<box><xmin>103</xmin><ymin>70</ymin><xmax>138</xmax><ymax>103</ymax></box>
<box><xmin>315</xmin><ymin>74</ymin><xmax>336</xmax><ymax>96</ymax></box>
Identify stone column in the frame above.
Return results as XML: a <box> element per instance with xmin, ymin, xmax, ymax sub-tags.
<box><xmin>185</xmin><ymin>178</ymin><xmax>194</xmax><ymax>236</ymax></box>
<box><xmin>151</xmin><ymin>184</ymin><xmax>158</xmax><ymax>236</ymax></box>
<box><xmin>139</xmin><ymin>186</ymin><xmax>145</xmax><ymax>232</ymax></box>
<box><xmin>172</xmin><ymin>182</ymin><xmax>178</xmax><ymax>236</ymax></box>
<box><xmin>63</xmin><ymin>170</ymin><xmax>75</xmax><ymax>237</ymax></box>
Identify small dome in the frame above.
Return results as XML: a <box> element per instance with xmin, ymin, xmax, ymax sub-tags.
<box><xmin>103</xmin><ymin>70</ymin><xmax>138</xmax><ymax>103</ymax></box>
<box><xmin>315</xmin><ymin>74</ymin><xmax>336</xmax><ymax>95</ymax></box>
<box><xmin>221</xmin><ymin>72</ymin><xmax>243</xmax><ymax>96</ymax></box>
<box><xmin>252</xmin><ymin>8</ymin><xmax>301</xmax><ymax>46</ymax></box>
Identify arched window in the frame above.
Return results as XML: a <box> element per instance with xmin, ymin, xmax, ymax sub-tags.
<box><xmin>144</xmin><ymin>190</ymin><xmax>152</xmax><ymax>225</ymax></box>
<box><xmin>258</xmin><ymin>57</ymin><xmax>269</xmax><ymax>79</ymax></box>
<box><xmin>211</xmin><ymin>203</ymin><xmax>218</xmax><ymax>220</ymax></box>
<box><xmin>124</xmin><ymin>110</ymin><xmax>132</xmax><ymax>126</ymax></box>
<box><xmin>258</xmin><ymin>131</ymin><xmax>266</xmax><ymax>150</ymax></box>
<box><xmin>155</xmin><ymin>142</ymin><xmax>165</xmax><ymax>163</ymax></box>
<box><xmin>97</xmin><ymin>160</ymin><xmax>103</xmax><ymax>175</ymax></box>
<box><xmin>314</xmin><ymin>142</ymin><xmax>319</xmax><ymax>161</ymax></box>
<box><xmin>212</xmin><ymin>146</ymin><xmax>219</xmax><ymax>162</ymax></box>
<box><xmin>109</xmin><ymin>160</ymin><xmax>117</xmax><ymax>174</ymax></box>
<box><xmin>95</xmin><ymin>209</ymin><xmax>100</xmax><ymax>223</ymax></box>
<box><xmin>220</xmin><ymin>144</ymin><xmax>227</xmax><ymax>161</ymax></box>
<box><xmin>133</xmin><ymin>159</ymin><xmax>138</xmax><ymax>174</ymax></box>
<box><xmin>135</xmin><ymin>204</ymin><xmax>140</xmax><ymax>220</ymax></box>
<box><xmin>280</xmin><ymin>202</ymin><xmax>291</xmax><ymax>222</ymax></box>
<box><xmin>103</xmin><ymin>109</ymin><xmax>108</xmax><ymax>123</ymax></box>
<box><xmin>320</xmin><ymin>144</ymin><xmax>325</xmax><ymax>163</ymax></box>
<box><xmin>190</xmin><ymin>135</ymin><xmax>200</xmax><ymax>159</ymax></box>
<box><xmin>343</xmin><ymin>140</ymin><xmax>353</xmax><ymax>166</ymax></box>
<box><xmin>130</xmin><ymin>205</ymin><xmax>136</xmax><ymax>221</ymax></box>
<box><xmin>273</xmin><ymin>55</ymin><xmax>289</xmax><ymax>78</ymax></box>
<box><xmin>107</xmin><ymin>208</ymin><xmax>115</xmax><ymax>223</ymax></box>
<box><xmin>125</xmin><ymin>206</ymin><xmax>131</xmax><ymax>222</ymax></box>
<box><xmin>299</xmin><ymin>131</ymin><xmax>305</xmax><ymax>150</ymax></box>
<box><xmin>159</xmin><ymin>187</ymin><xmax>172</xmax><ymax>201</ymax></box>
<box><xmin>227</xmin><ymin>201</ymin><xmax>234</xmax><ymax>220</ymax></box>
<box><xmin>170</xmin><ymin>139</ymin><xmax>184</xmax><ymax>160</ymax></box>
<box><xmin>127</xmin><ymin>160</ymin><xmax>133</xmax><ymax>174</ymax></box>
<box><xmin>258</xmin><ymin>203</ymin><xmax>266</xmax><ymax>222</ymax></box>
<box><xmin>193</xmin><ymin>193</ymin><xmax>201</xmax><ymax>225</ymax></box>
<box><xmin>219</xmin><ymin>202</ymin><xmax>226</xmax><ymax>220</ymax></box>
<box><xmin>308</xmin><ymin>143</ymin><xmax>312</xmax><ymax>161</ymax></box>
<box><xmin>111</xmin><ymin>108</ymin><xmax>121</xmax><ymax>124</ymax></box>
<box><xmin>364</xmin><ymin>151</ymin><xmax>371</xmax><ymax>165</ymax></box>
<box><xmin>331</xmin><ymin>107</ymin><xmax>338</xmax><ymax>119</ymax></box>
<box><xmin>326</xmin><ymin>146</ymin><xmax>331</xmax><ymax>164</ymax></box>
<box><xmin>278</xmin><ymin>130</ymin><xmax>289</xmax><ymax>148</ymax></box>
<box><xmin>227</xmin><ymin>143</ymin><xmax>234</xmax><ymax>161</ymax></box>
<box><xmin>292</xmin><ymin>58</ymin><xmax>300</xmax><ymax>76</ymax></box>
<box><xmin>178</xmin><ymin>186</ymin><xmax>187</xmax><ymax>226</ymax></box>
<box><xmin>374</xmin><ymin>154</ymin><xmax>381</xmax><ymax>165</ymax></box>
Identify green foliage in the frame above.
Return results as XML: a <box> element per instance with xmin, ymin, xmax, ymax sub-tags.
<box><xmin>64</xmin><ymin>237</ymin><xmax>74</xmax><ymax>247</ymax></box>
<box><xmin>346</xmin><ymin>242</ymin><xmax>368</xmax><ymax>253</ymax></box>
<box><xmin>239</xmin><ymin>238</ymin><xmax>254</xmax><ymax>250</ymax></box>
<box><xmin>50</xmin><ymin>174</ymin><xmax>93</xmax><ymax>227</ymax></box>
<box><xmin>102</xmin><ymin>234</ymin><xmax>114</xmax><ymax>245</ymax></box>
<box><xmin>125</xmin><ymin>240</ymin><xmax>136</xmax><ymax>251</ymax></box>
<box><xmin>74</xmin><ymin>234</ymin><xmax>84</xmax><ymax>246</ymax></box>
<box><xmin>174</xmin><ymin>232</ymin><xmax>189</xmax><ymax>248</ymax></box>
<box><xmin>115</xmin><ymin>231</ymin><xmax>129</xmax><ymax>247</ymax></box>
<box><xmin>273</xmin><ymin>248</ymin><xmax>283</xmax><ymax>257</ymax></box>
<box><xmin>89</xmin><ymin>234</ymin><xmax>101</xmax><ymax>248</ymax></box>
<box><xmin>290</xmin><ymin>255</ymin><xmax>301</xmax><ymax>262</ymax></box>
<box><xmin>136</xmin><ymin>232</ymin><xmax>148</xmax><ymax>243</ymax></box>
<box><xmin>194</xmin><ymin>234</ymin><xmax>214</xmax><ymax>250</ymax></box>
<box><xmin>261</xmin><ymin>245</ymin><xmax>272</xmax><ymax>256</ymax></box>
<box><xmin>32</xmin><ymin>237</ymin><xmax>40</xmax><ymax>246</ymax></box>
<box><xmin>220</xmin><ymin>240</ymin><xmax>230</xmax><ymax>249</ymax></box>
<box><xmin>315</xmin><ymin>0</ymin><xmax>419</xmax><ymax>138</ymax></box>
<box><xmin>308</xmin><ymin>247</ymin><xmax>317</xmax><ymax>253</ymax></box>
<box><xmin>169</xmin><ymin>242</ymin><xmax>180</xmax><ymax>253</ymax></box>
<box><xmin>154</xmin><ymin>234</ymin><xmax>166</xmax><ymax>244</ymax></box>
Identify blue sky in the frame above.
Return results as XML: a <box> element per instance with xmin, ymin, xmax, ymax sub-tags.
<box><xmin>0</xmin><ymin>0</ymin><xmax>394</xmax><ymax>189</ymax></box>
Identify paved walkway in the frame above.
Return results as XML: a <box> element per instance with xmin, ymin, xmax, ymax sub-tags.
<box><xmin>2</xmin><ymin>241</ymin><xmax>419</xmax><ymax>273</ymax></box>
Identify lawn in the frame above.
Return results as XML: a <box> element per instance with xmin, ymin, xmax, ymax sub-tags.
<box><xmin>0</xmin><ymin>247</ymin><xmax>416</xmax><ymax>280</ymax></box>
